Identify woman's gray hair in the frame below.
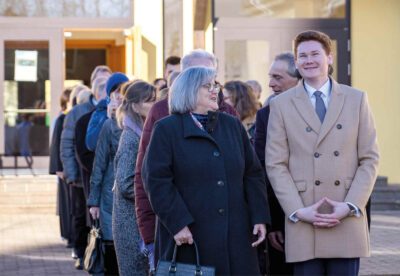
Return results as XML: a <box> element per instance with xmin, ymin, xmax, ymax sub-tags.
<box><xmin>181</xmin><ymin>49</ymin><xmax>217</xmax><ymax>70</ymax></box>
<box><xmin>169</xmin><ymin>66</ymin><xmax>216</xmax><ymax>114</ymax></box>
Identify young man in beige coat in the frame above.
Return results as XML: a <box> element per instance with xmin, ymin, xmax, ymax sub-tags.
<box><xmin>266</xmin><ymin>30</ymin><xmax>379</xmax><ymax>275</ymax></box>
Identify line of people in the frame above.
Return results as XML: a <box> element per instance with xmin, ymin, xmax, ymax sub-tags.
<box><xmin>49</xmin><ymin>29</ymin><xmax>378</xmax><ymax>276</ymax></box>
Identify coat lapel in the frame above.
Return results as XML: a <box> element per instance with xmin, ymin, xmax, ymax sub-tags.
<box><xmin>291</xmin><ymin>82</ymin><xmax>321</xmax><ymax>134</ymax></box>
<box><xmin>316</xmin><ymin>79</ymin><xmax>345</xmax><ymax>146</ymax></box>
<box><xmin>182</xmin><ymin>113</ymin><xmax>216</xmax><ymax>143</ymax></box>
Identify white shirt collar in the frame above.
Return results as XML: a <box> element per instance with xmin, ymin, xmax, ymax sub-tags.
<box><xmin>304</xmin><ymin>78</ymin><xmax>331</xmax><ymax>99</ymax></box>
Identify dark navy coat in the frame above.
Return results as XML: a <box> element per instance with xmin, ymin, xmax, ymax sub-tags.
<box><xmin>142</xmin><ymin>112</ymin><xmax>270</xmax><ymax>275</ymax></box>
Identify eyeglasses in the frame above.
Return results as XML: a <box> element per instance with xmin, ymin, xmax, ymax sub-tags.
<box><xmin>202</xmin><ymin>83</ymin><xmax>221</xmax><ymax>93</ymax></box>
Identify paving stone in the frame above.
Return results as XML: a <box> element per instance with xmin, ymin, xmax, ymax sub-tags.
<box><xmin>1</xmin><ymin>175</ymin><xmax>399</xmax><ymax>275</ymax></box>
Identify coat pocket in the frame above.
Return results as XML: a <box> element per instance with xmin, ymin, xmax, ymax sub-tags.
<box><xmin>344</xmin><ymin>178</ymin><xmax>353</xmax><ymax>190</ymax></box>
<box><xmin>294</xmin><ymin>181</ymin><xmax>307</xmax><ymax>192</ymax></box>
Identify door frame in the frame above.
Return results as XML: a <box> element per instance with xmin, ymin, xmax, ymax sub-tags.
<box><xmin>0</xmin><ymin>28</ymin><xmax>64</xmax><ymax>153</ymax></box>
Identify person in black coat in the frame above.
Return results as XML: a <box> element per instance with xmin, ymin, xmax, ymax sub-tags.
<box><xmin>142</xmin><ymin>66</ymin><xmax>270</xmax><ymax>275</ymax></box>
<box><xmin>49</xmin><ymin>87</ymin><xmax>73</xmax><ymax>247</ymax></box>
<box><xmin>254</xmin><ymin>52</ymin><xmax>300</xmax><ymax>275</ymax></box>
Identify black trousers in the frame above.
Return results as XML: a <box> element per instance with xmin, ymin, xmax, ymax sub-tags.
<box><xmin>267</xmin><ymin>242</ymin><xmax>293</xmax><ymax>275</ymax></box>
<box><xmin>71</xmin><ymin>185</ymin><xmax>90</xmax><ymax>258</ymax></box>
<box><xmin>104</xmin><ymin>242</ymin><xmax>119</xmax><ymax>276</ymax></box>
<box><xmin>293</xmin><ymin>258</ymin><xmax>360</xmax><ymax>276</ymax></box>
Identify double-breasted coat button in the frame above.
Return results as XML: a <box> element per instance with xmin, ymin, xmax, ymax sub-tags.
<box><xmin>217</xmin><ymin>180</ymin><xmax>224</xmax><ymax>187</ymax></box>
<box><xmin>315</xmin><ymin>180</ymin><xmax>321</xmax><ymax>186</ymax></box>
<box><xmin>336</xmin><ymin>124</ymin><xmax>342</xmax><ymax>129</ymax></box>
<box><xmin>314</xmin><ymin>152</ymin><xmax>320</xmax><ymax>158</ymax></box>
<box><xmin>335</xmin><ymin>180</ymin><xmax>341</xmax><ymax>186</ymax></box>
<box><xmin>334</xmin><ymin>151</ymin><xmax>340</xmax><ymax>156</ymax></box>
<box><xmin>306</xmin><ymin>126</ymin><xmax>312</xmax><ymax>132</ymax></box>
<box><xmin>218</xmin><ymin>208</ymin><xmax>225</xmax><ymax>215</ymax></box>
<box><xmin>213</xmin><ymin>151</ymin><xmax>220</xmax><ymax>157</ymax></box>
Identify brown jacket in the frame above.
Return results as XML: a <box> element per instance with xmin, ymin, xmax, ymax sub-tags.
<box><xmin>265</xmin><ymin>79</ymin><xmax>379</xmax><ymax>262</ymax></box>
<box><xmin>134</xmin><ymin>94</ymin><xmax>238</xmax><ymax>244</ymax></box>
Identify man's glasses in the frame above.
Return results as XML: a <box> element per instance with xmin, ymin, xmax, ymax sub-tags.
<box><xmin>202</xmin><ymin>83</ymin><xmax>221</xmax><ymax>93</ymax></box>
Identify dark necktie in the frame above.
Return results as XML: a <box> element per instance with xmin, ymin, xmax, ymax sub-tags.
<box><xmin>314</xmin><ymin>91</ymin><xmax>326</xmax><ymax>123</ymax></box>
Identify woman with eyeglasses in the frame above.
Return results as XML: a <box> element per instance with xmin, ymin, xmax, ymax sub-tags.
<box><xmin>142</xmin><ymin>66</ymin><xmax>270</xmax><ymax>275</ymax></box>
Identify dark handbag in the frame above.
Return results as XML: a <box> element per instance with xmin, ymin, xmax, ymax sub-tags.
<box><xmin>83</xmin><ymin>219</ymin><xmax>105</xmax><ymax>274</ymax></box>
<box><xmin>155</xmin><ymin>241</ymin><xmax>215</xmax><ymax>276</ymax></box>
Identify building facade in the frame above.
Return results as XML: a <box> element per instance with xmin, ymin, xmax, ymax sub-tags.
<box><xmin>0</xmin><ymin>0</ymin><xmax>399</xmax><ymax>184</ymax></box>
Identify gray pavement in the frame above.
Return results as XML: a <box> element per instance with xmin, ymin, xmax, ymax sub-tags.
<box><xmin>0</xmin><ymin>175</ymin><xmax>399</xmax><ymax>275</ymax></box>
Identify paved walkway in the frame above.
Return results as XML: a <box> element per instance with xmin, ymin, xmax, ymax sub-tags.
<box><xmin>0</xmin><ymin>175</ymin><xmax>399</xmax><ymax>275</ymax></box>
<box><xmin>0</xmin><ymin>175</ymin><xmax>85</xmax><ymax>275</ymax></box>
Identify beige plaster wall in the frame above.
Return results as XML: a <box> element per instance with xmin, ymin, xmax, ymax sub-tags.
<box><xmin>352</xmin><ymin>0</ymin><xmax>400</xmax><ymax>183</ymax></box>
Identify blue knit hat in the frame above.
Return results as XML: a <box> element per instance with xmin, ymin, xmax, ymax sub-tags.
<box><xmin>106</xmin><ymin>72</ymin><xmax>129</xmax><ymax>97</ymax></box>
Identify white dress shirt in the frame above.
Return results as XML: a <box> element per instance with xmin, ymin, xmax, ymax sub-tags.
<box><xmin>304</xmin><ymin>78</ymin><xmax>331</xmax><ymax>109</ymax></box>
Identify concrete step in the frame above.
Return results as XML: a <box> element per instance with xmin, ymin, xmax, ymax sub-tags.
<box><xmin>0</xmin><ymin>205</ymin><xmax>56</xmax><ymax>214</ymax></box>
<box><xmin>371</xmin><ymin>177</ymin><xmax>400</xmax><ymax>210</ymax></box>
<box><xmin>372</xmin><ymin>185</ymin><xmax>400</xmax><ymax>201</ymax></box>
<box><xmin>371</xmin><ymin>200</ymin><xmax>400</xmax><ymax>211</ymax></box>
<box><xmin>375</xmin><ymin>175</ymin><xmax>389</xmax><ymax>187</ymax></box>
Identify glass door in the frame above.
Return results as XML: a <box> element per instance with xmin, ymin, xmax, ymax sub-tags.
<box><xmin>3</xmin><ymin>41</ymin><xmax>50</xmax><ymax>157</ymax></box>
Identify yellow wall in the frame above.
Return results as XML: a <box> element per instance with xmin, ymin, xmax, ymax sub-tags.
<box><xmin>352</xmin><ymin>0</ymin><xmax>400</xmax><ymax>184</ymax></box>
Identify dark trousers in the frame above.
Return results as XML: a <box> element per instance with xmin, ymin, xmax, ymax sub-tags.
<box><xmin>104</xmin><ymin>242</ymin><xmax>119</xmax><ymax>275</ymax></box>
<box><xmin>80</xmin><ymin>168</ymin><xmax>92</xmax><ymax>227</ymax></box>
<box><xmin>293</xmin><ymin>258</ymin><xmax>360</xmax><ymax>276</ymax></box>
<box><xmin>58</xmin><ymin>177</ymin><xmax>73</xmax><ymax>244</ymax></box>
<box><xmin>71</xmin><ymin>185</ymin><xmax>90</xmax><ymax>258</ymax></box>
<box><xmin>268</xmin><ymin>243</ymin><xmax>293</xmax><ymax>275</ymax></box>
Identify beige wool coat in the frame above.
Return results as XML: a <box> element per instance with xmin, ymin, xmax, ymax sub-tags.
<box><xmin>265</xmin><ymin>79</ymin><xmax>379</xmax><ymax>263</ymax></box>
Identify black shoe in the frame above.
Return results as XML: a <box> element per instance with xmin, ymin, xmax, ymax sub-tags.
<box><xmin>74</xmin><ymin>258</ymin><xmax>83</xmax><ymax>270</ymax></box>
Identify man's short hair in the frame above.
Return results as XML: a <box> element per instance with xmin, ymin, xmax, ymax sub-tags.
<box><xmin>293</xmin><ymin>30</ymin><xmax>334</xmax><ymax>75</ymax></box>
<box><xmin>181</xmin><ymin>49</ymin><xmax>217</xmax><ymax>70</ymax></box>
<box><xmin>165</xmin><ymin>56</ymin><xmax>181</xmax><ymax>67</ymax></box>
<box><xmin>274</xmin><ymin>52</ymin><xmax>300</xmax><ymax>79</ymax></box>
<box><xmin>294</xmin><ymin>30</ymin><xmax>332</xmax><ymax>57</ymax></box>
<box><xmin>90</xmin><ymin>65</ymin><xmax>112</xmax><ymax>85</ymax></box>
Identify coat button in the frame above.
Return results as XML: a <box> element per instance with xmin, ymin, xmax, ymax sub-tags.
<box><xmin>306</xmin><ymin>126</ymin><xmax>312</xmax><ymax>132</ymax></box>
<box><xmin>218</xmin><ymin>208</ymin><xmax>225</xmax><ymax>215</ymax></box>
<box><xmin>334</xmin><ymin>151</ymin><xmax>340</xmax><ymax>156</ymax></box>
<box><xmin>217</xmin><ymin>180</ymin><xmax>224</xmax><ymax>187</ymax></box>
<box><xmin>315</xmin><ymin>180</ymin><xmax>321</xmax><ymax>186</ymax></box>
<box><xmin>314</xmin><ymin>152</ymin><xmax>320</xmax><ymax>158</ymax></box>
<box><xmin>336</xmin><ymin>124</ymin><xmax>342</xmax><ymax>129</ymax></box>
<box><xmin>213</xmin><ymin>151</ymin><xmax>220</xmax><ymax>157</ymax></box>
<box><xmin>335</xmin><ymin>180</ymin><xmax>341</xmax><ymax>186</ymax></box>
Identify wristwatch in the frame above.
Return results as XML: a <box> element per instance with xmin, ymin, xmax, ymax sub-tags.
<box><xmin>346</xmin><ymin>203</ymin><xmax>357</xmax><ymax>216</ymax></box>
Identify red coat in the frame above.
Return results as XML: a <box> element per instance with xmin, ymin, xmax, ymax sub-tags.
<box><xmin>134</xmin><ymin>93</ymin><xmax>238</xmax><ymax>244</ymax></box>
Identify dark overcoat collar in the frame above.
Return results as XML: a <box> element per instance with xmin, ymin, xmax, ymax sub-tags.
<box><xmin>182</xmin><ymin>111</ymin><xmax>219</xmax><ymax>143</ymax></box>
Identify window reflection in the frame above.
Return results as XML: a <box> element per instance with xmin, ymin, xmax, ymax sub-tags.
<box><xmin>215</xmin><ymin>0</ymin><xmax>346</xmax><ymax>18</ymax></box>
<box><xmin>0</xmin><ymin>0</ymin><xmax>131</xmax><ymax>18</ymax></box>
<box><xmin>4</xmin><ymin>41</ymin><xmax>49</xmax><ymax>156</ymax></box>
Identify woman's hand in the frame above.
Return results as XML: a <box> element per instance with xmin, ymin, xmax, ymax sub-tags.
<box><xmin>173</xmin><ymin>226</ymin><xmax>193</xmax><ymax>246</ymax></box>
<box><xmin>89</xmin><ymin>206</ymin><xmax>100</xmax><ymax>220</ymax></box>
<box><xmin>252</xmin><ymin>224</ymin><xmax>267</xmax><ymax>247</ymax></box>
